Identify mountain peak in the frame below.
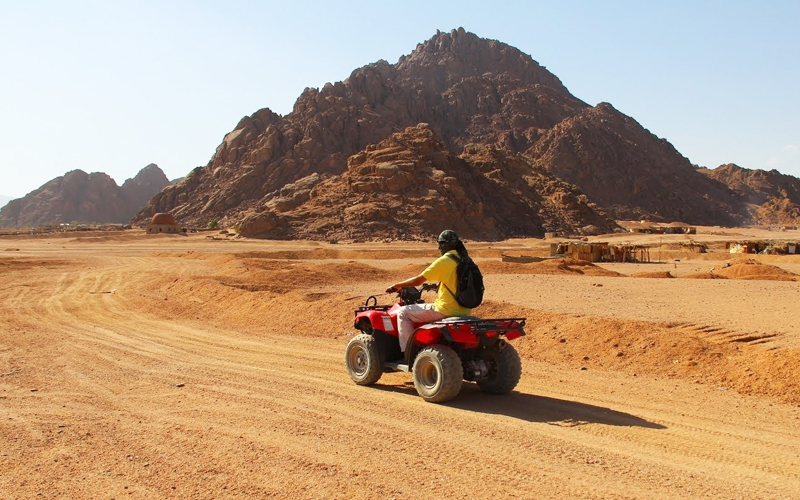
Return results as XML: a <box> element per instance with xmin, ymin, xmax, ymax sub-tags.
<box><xmin>397</xmin><ymin>27</ymin><xmax>568</xmax><ymax>93</ymax></box>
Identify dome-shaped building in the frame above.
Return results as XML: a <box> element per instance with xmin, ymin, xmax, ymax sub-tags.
<box><xmin>146</xmin><ymin>212</ymin><xmax>180</xmax><ymax>234</ymax></box>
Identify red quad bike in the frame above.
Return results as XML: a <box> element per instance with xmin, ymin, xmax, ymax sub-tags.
<box><xmin>344</xmin><ymin>283</ymin><xmax>527</xmax><ymax>403</ymax></box>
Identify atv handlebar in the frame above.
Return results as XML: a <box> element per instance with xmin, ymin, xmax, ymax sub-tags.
<box><xmin>386</xmin><ymin>282</ymin><xmax>439</xmax><ymax>294</ymax></box>
<box><xmin>421</xmin><ymin>282</ymin><xmax>440</xmax><ymax>292</ymax></box>
<box><xmin>387</xmin><ymin>282</ymin><xmax>439</xmax><ymax>306</ymax></box>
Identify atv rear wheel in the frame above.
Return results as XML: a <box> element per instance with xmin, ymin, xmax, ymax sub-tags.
<box><xmin>476</xmin><ymin>343</ymin><xmax>521</xmax><ymax>395</ymax></box>
<box><xmin>412</xmin><ymin>345</ymin><xmax>463</xmax><ymax>403</ymax></box>
<box><xmin>345</xmin><ymin>334</ymin><xmax>383</xmax><ymax>385</ymax></box>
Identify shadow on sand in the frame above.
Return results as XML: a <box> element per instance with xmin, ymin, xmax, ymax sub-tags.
<box><xmin>374</xmin><ymin>381</ymin><xmax>665</xmax><ymax>429</ymax></box>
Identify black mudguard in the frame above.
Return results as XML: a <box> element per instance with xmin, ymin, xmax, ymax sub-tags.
<box><xmin>368</xmin><ymin>329</ymin><xmax>403</xmax><ymax>364</ymax></box>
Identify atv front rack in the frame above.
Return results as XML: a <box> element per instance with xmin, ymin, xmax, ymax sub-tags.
<box><xmin>356</xmin><ymin>295</ymin><xmax>391</xmax><ymax>312</ymax></box>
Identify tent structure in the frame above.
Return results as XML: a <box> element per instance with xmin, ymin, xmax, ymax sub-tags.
<box><xmin>551</xmin><ymin>242</ymin><xmax>651</xmax><ymax>263</ymax></box>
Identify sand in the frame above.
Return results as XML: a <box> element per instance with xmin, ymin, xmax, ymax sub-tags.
<box><xmin>1</xmin><ymin>227</ymin><xmax>799</xmax><ymax>499</ymax></box>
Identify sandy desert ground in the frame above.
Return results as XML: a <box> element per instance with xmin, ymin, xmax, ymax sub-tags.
<box><xmin>1</xmin><ymin>227</ymin><xmax>800</xmax><ymax>499</ymax></box>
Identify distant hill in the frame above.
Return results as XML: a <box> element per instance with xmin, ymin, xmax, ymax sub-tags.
<box><xmin>700</xmin><ymin>164</ymin><xmax>800</xmax><ymax>225</ymax></box>
<box><xmin>0</xmin><ymin>195</ymin><xmax>12</xmax><ymax>209</ymax></box>
<box><xmin>0</xmin><ymin>164</ymin><xmax>169</xmax><ymax>227</ymax></box>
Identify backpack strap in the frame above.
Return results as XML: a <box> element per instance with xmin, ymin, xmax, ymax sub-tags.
<box><xmin>441</xmin><ymin>252</ymin><xmax>460</xmax><ymax>299</ymax></box>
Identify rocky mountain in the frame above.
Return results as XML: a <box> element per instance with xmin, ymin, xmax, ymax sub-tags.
<box><xmin>0</xmin><ymin>164</ymin><xmax>169</xmax><ymax>227</ymax></box>
<box><xmin>130</xmin><ymin>28</ymin><xmax>798</xmax><ymax>238</ymax></box>
<box><xmin>133</xmin><ymin>28</ymin><xmax>594</xmax><ymax>235</ymax></box>
<box><xmin>0</xmin><ymin>195</ymin><xmax>12</xmax><ymax>209</ymax></box>
<box><xmin>236</xmin><ymin>123</ymin><xmax>617</xmax><ymax>240</ymax></box>
<box><xmin>700</xmin><ymin>164</ymin><xmax>800</xmax><ymax>225</ymax></box>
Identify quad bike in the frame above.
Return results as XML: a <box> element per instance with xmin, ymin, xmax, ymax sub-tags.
<box><xmin>344</xmin><ymin>283</ymin><xmax>526</xmax><ymax>403</ymax></box>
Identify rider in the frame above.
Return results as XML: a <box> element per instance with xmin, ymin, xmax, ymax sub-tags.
<box><xmin>385</xmin><ymin>229</ymin><xmax>472</xmax><ymax>354</ymax></box>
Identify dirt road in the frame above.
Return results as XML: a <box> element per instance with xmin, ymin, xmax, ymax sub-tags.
<box><xmin>1</xmin><ymin>231</ymin><xmax>799</xmax><ymax>499</ymax></box>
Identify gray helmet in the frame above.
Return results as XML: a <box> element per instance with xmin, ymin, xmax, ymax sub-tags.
<box><xmin>437</xmin><ymin>229</ymin><xmax>460</xmax><ymax>244</ymax></box>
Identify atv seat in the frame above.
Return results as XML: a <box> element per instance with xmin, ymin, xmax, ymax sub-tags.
<box><xmin>438</xmin><ymin>315</ymin><xmax>481</xmax><ymax>323</ymax></box>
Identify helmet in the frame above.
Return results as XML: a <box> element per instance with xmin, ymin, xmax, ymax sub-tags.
<box><xmin>437</xmin><ymin>230</ymin><xmax>460</xmax><ymax>255</ymax></box>
<box><xmin>437</xmin><ymin>230</ymin><xmax>459</xmax><ymax>244</ymax></box>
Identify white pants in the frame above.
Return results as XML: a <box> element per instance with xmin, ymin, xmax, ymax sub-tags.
<box><xmin>396</xmin><ymin>303</ymin><xmax>445</xmax><ymax>352</ymax></box>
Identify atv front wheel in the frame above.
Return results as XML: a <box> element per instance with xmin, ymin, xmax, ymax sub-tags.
<box><xmin>345</xmin><ymin>334</ymin><xmax>383</xmax><ymax>385</ymax></box>
<box><xmin>476</xmin><ymin>343</ymin><xmax>521</xmax><ymax>395</ymax></box>
<box><xmin>412</xmin><ymin>345</ymin><xmax>463</xmax><ymax>403</ymax></box>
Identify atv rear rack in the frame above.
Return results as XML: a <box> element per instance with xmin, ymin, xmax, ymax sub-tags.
<box><xmin>430</xmin><ymin>317</ymin><xmax>526</xmax><ymax>334</ymax></box>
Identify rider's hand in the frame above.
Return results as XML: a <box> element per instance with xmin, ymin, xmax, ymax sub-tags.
<box><xmin>386</xmin><ymin>286</ymin><xmax>397</xmax><ymax>294</ymax></box>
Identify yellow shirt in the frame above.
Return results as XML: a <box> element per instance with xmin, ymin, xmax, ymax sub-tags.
<box><xmin>421</xmin><ymin>250</ymin><xmax>472</xmax><ymax>317</ymax></box>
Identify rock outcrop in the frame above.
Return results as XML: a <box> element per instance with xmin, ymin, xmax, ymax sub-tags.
<box><xmin>236</xmin><ymin>124</ymin><xmax>617</xmax><ymax>240</ymax></box>
<box><xmin>0</xmin><ymin>164</ymin><xmax>169</xmax><ymax>227</ymax></box>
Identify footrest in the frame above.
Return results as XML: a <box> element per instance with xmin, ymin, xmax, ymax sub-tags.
<box><xmin>384</xmin><ymin>361</ymin><xmax>410</xmax><ymax>372</ymax></box>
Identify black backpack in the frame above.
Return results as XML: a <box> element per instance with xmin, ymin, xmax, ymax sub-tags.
<box><xmin>443</xmin><ymin>253</ymin><xmax>484</xmax><ymax>309</ymax></box>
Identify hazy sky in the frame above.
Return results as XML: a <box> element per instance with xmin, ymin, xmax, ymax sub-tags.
<box><xmin>1</xmin><ymin>0</ymin><xmax>798</xmax><ymax>200</ymax></box>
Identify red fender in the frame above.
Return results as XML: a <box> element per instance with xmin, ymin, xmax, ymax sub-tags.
<box><xmin>353</xmin><ymin>304</ymin><xmax>400</xmax><ymax>337</ymax></box>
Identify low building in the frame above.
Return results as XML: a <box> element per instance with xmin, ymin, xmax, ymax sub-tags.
<box><xmin>727</xmin><ymin>240</ymin><xmax>800</xmax><ymax>254</ymax></box>
<box><xmin>146</xmin><ymin>213</ymin><xmax>181</xmax><ymax>234</ymax></box>
<box><xmin>551</xmin><ymin>242</ymin><xmax>651</xmax><ymax>263</ymax></box>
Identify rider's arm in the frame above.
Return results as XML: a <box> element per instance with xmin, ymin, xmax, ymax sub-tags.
<box><xmin>386</xmin><ymin>274</ymin><xmax>426</xmax><ymax>293</ymax></box>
